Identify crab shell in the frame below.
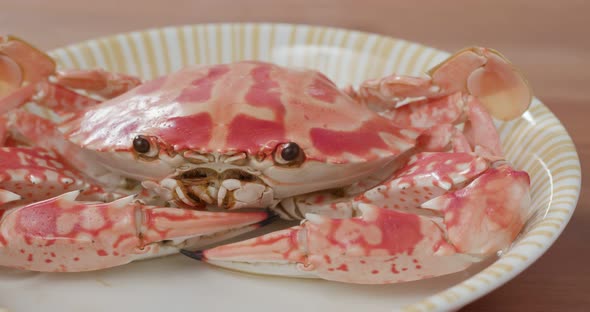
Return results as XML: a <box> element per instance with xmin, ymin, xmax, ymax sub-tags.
<box><xmin>57</xmin><ymin>61</ymin><xmax>419</xmax><ymax>201</ymax></box>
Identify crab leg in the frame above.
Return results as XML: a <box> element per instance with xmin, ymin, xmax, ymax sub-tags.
<box><xmin>0</xmin><ymin>146</ymin><xmax>118</xmax><ymax>210</ymax></box>
<box><xmin>183</xmin><ymin>164</ymin><xmax>530</xmax><ymax>284</ymax></box>
<box><xmin>377</xmin><ymin>93</ymin><xmax>504</xmax><ymax>159</ymax></box>
<box><xmin>0</xmin><ymin>35</ymin><xmax>55</xmax><ymax>90</ymax></box>
<box><xmin>0</xmin><ymin>190</ymin><xmax>269</xmax><ymax>272</ymax></box>
<box><xmin>55</xmin><ymin>69</ymin><xmax>141</xmax><ymax>99</ymax></box>
<box><xmin>0</xmin><ymin>35</ymin><xmax>141</xmax><ymax>116</ymax></box>
<box><xmin>354</xmin><ymin>47</ymin><xmax>531</xmax><ymax>122</ymax></box>
<box><xmin>354</xmin><ymin>152</ymin><xmax>489</xmax><ymax>215</ymax></box>
<box><xmin>33</xmin><ymin>82</ymin><xmax>102</xmax><ymax>116</ymax></box>
<box><xmin>7</xmin><ymin>110</ymin><xmax>117</xmax><ymax>184</ymax></box>
<box><xmin>414</xmin><ymin>124</ymin><xmax>471</xmax><ymax>153</ymax></box>
<box><xmin>273</xmin><ymin>152</ymin><xmax>490</xmax><ymax>220</ymax></box>
<box><xmin>0</xmin><ymin>35</ymin><xmax>56</xmax><ymax>114</ymax></box>
<box><xmin>378</xmin><ymin>92</ymin><xmax>466</xmax><ymax>129</ymax></box>
<box><xmin>462</xmin><ymin>95</ymin><xmax>503</xmax><ymax>157</ymax></box>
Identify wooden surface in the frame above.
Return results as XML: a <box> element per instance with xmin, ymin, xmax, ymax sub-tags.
<box><xmin>2</xmin><ymin>0</ymin><xmax>589</xmax><ymax>310</ymax></box>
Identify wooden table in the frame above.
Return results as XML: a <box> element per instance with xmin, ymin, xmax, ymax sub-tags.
<box><xmin>2</xmin><ymin>1</ymin><xmax>588</xmax><ymax>310</ymax></box>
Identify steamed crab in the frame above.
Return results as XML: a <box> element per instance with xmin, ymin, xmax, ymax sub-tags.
<box><xmin>0</xmin><ymin>36</ymin><xmax>532</xmax><ymax>284</ymax></box>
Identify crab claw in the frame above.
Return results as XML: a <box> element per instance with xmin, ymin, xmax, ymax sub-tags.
<box><xmin>181</xmin><ymin>225</ymin><xmax>314</xmax><ymax>278</ymax></box>
<box><xmin>185</xmin><ymin>204</ymin><xmax>477</xmax><ymax>284</ymax></box>
<box><xmin>429</xmin><ymin>47</ymin><xmax>532</xmax><ymax>121</ymax></box>
<box><xmin>185</xmin><ymin>163</ymin><xmax>530</xmax><ymax>284</ymax></box>
<box><xmin>0</xmin><ymin>189</ymin><xmax>20</xmax><ymax>205</ymax></box>
<box><xmin>217</xmin><ymin>179</ymin><xmax>274</xmax><ymax>210</ymax></box>
<box><xmin>421</xmin><ymin>164</ymin><xmax>531</xmax><ymax>255</ymax></box>
<box><xmin>0</xmin><ymin>190</ymin><xmax>269</xmax><ymax>272</ymax></box>
<box><xmin>356</xmin><ymin>152</ymin><xmax>489</xmax><ymax>215</ymax></box>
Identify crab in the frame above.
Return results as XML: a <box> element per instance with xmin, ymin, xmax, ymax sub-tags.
<box><xmin>0</xmin><ymin>35</ymin><xmax>532</xmax><ymax>284</ymax></box>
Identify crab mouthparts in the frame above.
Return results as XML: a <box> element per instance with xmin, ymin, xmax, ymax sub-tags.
<box><xmin>173</xmin><ymin>168</ymin><xmax>274</xmax><ymax>210</ymax></box>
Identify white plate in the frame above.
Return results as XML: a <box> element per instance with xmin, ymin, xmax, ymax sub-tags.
<box><xmin>0</xmin><ymin>24</ymin><xmax>581</xmax><ymax>312</ymax></box>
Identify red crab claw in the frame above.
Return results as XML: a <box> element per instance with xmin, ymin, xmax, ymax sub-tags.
<box><xmin>355</xmin><ymin>152</ymin><xmax>489</xmax><ymax>215</ymax></box>
<box><xmin>0</xmin><ymin>190</ymin><xmax>269</xmax><ymax>272</ymax></box>
<box><xmin>421</xmin><ymin>164</ymin><xmax>531</xmax><ymax>255</ymax></box>
<box><xmin>269</xmin><ymin>152</ymin><xmax>490</xmax><ymax>222</ymax></box>
<box><xmin>183</xmin><ymin>165</ymin><xmax>530</xmax><ymax>284</ymax></box>
<box><xmin>182</xmin><ymin>204</ymin><xmax>474</xmax><ymax>284</ymax></box>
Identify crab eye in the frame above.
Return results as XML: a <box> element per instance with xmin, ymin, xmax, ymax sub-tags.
<box><xmin>275</xmin><ymin>142</ymin><xmax>304</xmax><ymax>166</ymax></box>
<box><xmin>133</xmin><ymin>135</ymin><xmax>159</xmax><ymax>158</ymax></box>
<box><xmin>133</xmin><ymin>136</ymin><xmax>150</xmax><ymax>153</ymax></box>
<box><xmin>281</xmin><ymin>143</ymin><xmax>300</xmax><ymax>161</ymax></box>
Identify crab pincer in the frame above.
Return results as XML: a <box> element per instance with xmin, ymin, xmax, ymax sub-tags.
<box><xmin>0</xmin><ymin>191</ymin><xmax>269</xmax><ymax>272</ymax></box>
<box><xmin>182</xmin><ymin>204</ymin><xmax>474</xmax><ymax>284</ymax></box>
<box><xmin>0</xmin><ymin>189</ymin><xmax>20</xmax><ymax>206</ymax></box>
<box><xmin>183</xmin><ymin>164</ymin><xmax>530</xmax><ymax>284</ymax></box>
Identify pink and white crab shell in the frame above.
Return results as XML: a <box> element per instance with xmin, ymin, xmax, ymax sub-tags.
<box><xmin>55</xmin><ymin>61</ymin><xmax>420</xmax><ymax>211</ymax></box>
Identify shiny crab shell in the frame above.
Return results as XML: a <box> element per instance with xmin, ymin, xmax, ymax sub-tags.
<box><xmin>56</xmin><ymin>61</ymin><xmax>419</xmax><ymax>205</ymax></box>
<box><xmin>64</xmin><ymin>61</ymin><xmax>416</xmax><ymax>159</ymax></box>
